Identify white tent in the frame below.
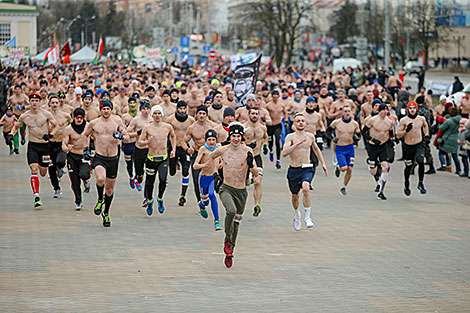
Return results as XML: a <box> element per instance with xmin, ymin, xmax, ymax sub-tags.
<box><xmin>70</xmin><ymin>46</ymin><xmax>107</xmax><ymax>64</ymax></box>
<box><xmin>32</xmin><ymin>48</ymin><xmax>49</xmax><ymax>62</ymax></box>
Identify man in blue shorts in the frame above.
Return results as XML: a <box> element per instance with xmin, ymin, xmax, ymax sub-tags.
<box><xmin>282</xmin><ymin>113</ymin><xmax>327</xmax><ymax>231</ymax></box>
<box><xmin>327</xmin><ymin>105</ymin><xmax>361</xmax><ymax>195</ymax></box>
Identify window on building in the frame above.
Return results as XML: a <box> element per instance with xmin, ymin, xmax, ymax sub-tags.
<box><xmin>145</xmin><ymin>3</ymin><xmax>151</xmax><ymax>13</ymax></box>
<box><xmin>0</xmin><ymin>24</ymin><xmax>11</xmax><ymax>45</ymax></box>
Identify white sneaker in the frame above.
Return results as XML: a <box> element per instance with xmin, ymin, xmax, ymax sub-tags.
<box><xmin>76</xmin><ymin>202</ymin><xmax>82</xmax><ymax>211</ymax></box>
<box><xmin>53</xmin><ymin>190</ymin><xmax>62</xmax><ymax>199</ymax></box>
<box><xmin>293</xmin><ymin>211</ymin><xmax>301</xmax><ymax>231</ymax></box>
<box><xmin>305</xmin><ymin>218</ymin><xmax>315</xmax><ymax>228</ymax></box>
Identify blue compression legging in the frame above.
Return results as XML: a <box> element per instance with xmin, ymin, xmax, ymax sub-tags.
<box><xmin>199</xmin><ymin>174</ymin><xmax>219</xmax><ymax>221</ymax></box>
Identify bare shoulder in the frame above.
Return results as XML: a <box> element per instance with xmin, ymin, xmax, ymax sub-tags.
<box><xmin>331</xmin><ymin>119</ymin><xmax>339</xmax><ymax>127</ymax></box>
<box><xmin>352</xmin><ymin>120</ymin><xmax>359</xmax><ymax>128</ymax></box>
<box><xmin>188</xmin><ymin>115</ymin><xmax>195</xmax><ymax>123</ymax></box>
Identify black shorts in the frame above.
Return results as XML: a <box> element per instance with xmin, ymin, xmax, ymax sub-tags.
<box><xmin>368</xmin><ymin>142</ymin><xmax>391</xmax><ymax>163</ymax></box>
<box><xmin>403</xmin><ymin>142</ymin><xmax>425</xmax><ymax>164</ymax></box>
<box><xmin>267</xmin><ymin>123</ymin><xmax>282</xmax><ymax>137</ymax></box>
<box><xmin>287</xmin><ymin>166</ymin><xmax>314</xmax><ymax>194</ymax></box>
<box><xmin>92</xmin><ymin>153</ymin><xmax>119</xmax><ymax>179</ymax></box>
<box><xmin>27</xmin><ymin>142</ymin><xmax>51</xmax><ymax>167</ymax></box>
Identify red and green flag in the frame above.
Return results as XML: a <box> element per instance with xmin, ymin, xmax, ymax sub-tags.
<box><xmin>43</xmin><ymin>45</ymin><xmax>59</xmax><ymax>65</ymax></box>
<box><xmin>91</xmin><ymin>37</ymin><xmax>103</xmax><ymax>64</ymax></box>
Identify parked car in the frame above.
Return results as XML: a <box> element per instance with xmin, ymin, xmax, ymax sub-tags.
<box><xmin>403</xmin><ymin>61</ymin><xmax>423</xmax><ymax>75</ymax></box>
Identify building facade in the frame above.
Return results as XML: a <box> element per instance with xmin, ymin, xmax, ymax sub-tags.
<box><xmin>0</xmin><ymin>2</ymin><xmax>39</xmax><ymax>55</ymax></box>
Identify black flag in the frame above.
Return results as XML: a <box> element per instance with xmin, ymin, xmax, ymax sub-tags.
<box><xmin>234</xmin><ymin>55</ymin><xmax>261</xmax><ymax>108</ymax></box>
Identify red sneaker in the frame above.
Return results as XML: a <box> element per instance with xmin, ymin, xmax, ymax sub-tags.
<box><xmin>224</xmin><ymin>254</ymin><xmax>233</xmax><ymax>268</ymax></box>
<box><xmin>223</xmin><ymin>238</ymin><xmax>233</xmax><ymax>255</ymax></box>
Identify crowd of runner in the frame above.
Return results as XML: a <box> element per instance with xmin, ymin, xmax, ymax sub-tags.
<box><xmin>1</xmin><ymin>60</ymin><xmax>469</xmax><ymax>268</ymax></box>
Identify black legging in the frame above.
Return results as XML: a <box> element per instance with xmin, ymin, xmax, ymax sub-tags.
<box><xmin>145</xmin><ymin>157</ymin><xmax>169</xmax><ymax>200</ymax></box>
<box><xmin>49</xmin><ymin>141</ymin><xmax>67</xmax><ymax>191</ymax></box>
<box><xmin>67</xmin><ymin>152</ymin><xmax>91</xmax><ymax>204</ymax></box>
<box><xmin>169</xmin><ymin>147</ymin><xmax>190</xmax><ymax>197</ymax></box>
<box><xmin>267</xmin><ymin>123</ymin><xmax>282</xmax><ymax>161</ymax></box>
<box><xmin>190</xmin><ymin>151</ymin><xmax>201</xmax><ymax>202</ymax></box>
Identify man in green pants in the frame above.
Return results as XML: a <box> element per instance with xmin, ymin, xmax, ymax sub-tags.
<box><xmin>209</xmin><ymin>122</ymin><xmax>259</xmax><ymax>268</ymax></box>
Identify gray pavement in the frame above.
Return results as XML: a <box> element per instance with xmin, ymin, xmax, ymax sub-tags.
<box><xmin>0</xmin><ymin>142</ymin><xmax>469</xmax><ymax>312</ymax></box>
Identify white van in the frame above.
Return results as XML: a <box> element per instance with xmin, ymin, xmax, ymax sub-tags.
<box><xmin>332</xmin><ymin>58</ymin><xmax>362</xmax><ymax>73</ymax></box>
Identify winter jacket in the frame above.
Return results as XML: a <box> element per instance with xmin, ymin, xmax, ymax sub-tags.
<box><xmin>439</xmin><ymin>115</ymin><xmax>462</xmax><ymax>154</ymax></box>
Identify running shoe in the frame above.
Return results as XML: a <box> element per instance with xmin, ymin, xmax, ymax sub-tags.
<box><xmin>253</xmin><ymin>204</ymin><xmax>261</xmax><ymax>217</ymax></box>
<box><xmin>293</xmin><ymin>211</ymin><xmax>301</xmax><ymax>231</ymax></box>
<box><xmin>146</xmin><ymin>199</ymin><xmax>154</xmax><ymax>216</ymax></box>
<box><xmin>377</xmin><ymin>192</ymin><xmax>387</xmax><ymax>200</ymax></box>
<box><xmin>198</xmin><ymin>200</ymin><xmax>208</xmax><ymax>219</ymax></box>
<box><xmin>214</xmin><ymin>220</ymin><xmax>222</xmax><ymax>231</ymax></box>
<box><xmin>339</xmin><ymin>187</ymin><xmax>347</xmax><ymax>196</ymax></box>
<box><xmin>129</xmin><ymin>178</ymin><xmax>135</xmax><ymax>189</ymax></box>
<box><xmin>263</xmin><ymin>145</ymin><xmax>268</xmax><ymax>155</ymax></box>
<box><xmin>417</xmin><ymin>182</ymin><xmax>427</xmax><ymax>194</ymax></box>
<box><xmin>157</xmin><ymin>198</ymin><xmax>165</xmax><ymax>214</ymax></box>
<box><xmin>94</xmin><ymin>199</ymin><xmax>104</xmax><ymax>215</ymax></box>
<box><xmin>142</xmin><ymin>198</ymin><xmax>147</xmax><ymax>208</ymax></box>
<box><xmin>224</xmin><ymin>254</ymin><xmax>233</xmax><ymax>268</ymax></box>
<box><xmin>34</xmin><ymin>196</ymin><xmax>42</xmax><ymax>208</ymax></box>
<box><xmin>178</xmin><ymin>196</ymin><xmax>186</xmax><ymax>206</ymax></box>
<box><xmin>404</xmin><ymin>187</ymin><xmax>411</xmax><ymax>196</ymax></box>
<box><xmin>21</xmin><ymin>138</ymin><xmax>25</xmax><ymax>145</ymax></box>
<box><xmin>135</xmin><ymin>180</ymin><xmax>143</xmax><ymax>192</ymax></box>
<box><xmin>76</xmin><ymin>202</ymin><xmax>82</xmax><ymax>211</ymax></box>
<box><xmin>276</xmin><ymin>160</ymin><xmax>281</xmax><ymax>169</ymax></box>
<box><xmin>102</xmin><ymin>212</ymin><xmax>111</xmax><ymax>227</ymax></box>
<box><xmin>269</xmin><ymin>151</ymin><xmax>274</xmax><ymax>162</ymax></box>
<box><xmin>53</xmin><ymin>190</ymin><xmax>62</xmax><ymax>199</ymax></box>
<box><xmin>305</xmin><ymin>218</ymin><xmax>315</xmax><ymax>228</ymax></box>
<box><xmin>14</xmin><ymin>148</ymin><xmax>19</xmax><ymax>155</ymax></box>
<box><xmin>335</xmin><ymin>165</ymin><xmax>340</xmax><ymax>178</ymax></box>
<box><xmin>224</xmin><ymin>238</ymin><xmax>233</xmax><ymax>255</ymax></box>
<box><xmin>83</xmin><ymin>180</ymin><xmax>90</xmax><ymax>193</ymax></box>
<box><xmin>309</xmin><ymin>184</ymin><xmax>313</xmax><ymax>190</ymax></box>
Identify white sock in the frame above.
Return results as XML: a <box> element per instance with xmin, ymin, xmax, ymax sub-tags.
<box><xmin>304</xmin><ymin>207</ymin><xmax>311</xmax><ymax>219</ymax></box>
<box><xmin>381</xmin><ymin>172</ymin><xmax>389</xmax><ymax>183</ymax></box>
<box><xmin>342</xmin><ymin>184</ymin><xmax>347</xmax><ymax>189</ymax></box>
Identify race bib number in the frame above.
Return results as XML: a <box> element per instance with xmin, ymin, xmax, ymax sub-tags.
<box><xmin>42</xmin><ymin>155</ymin><xmax>51</xmax><ymax>164</ymax></box>
<box><xmin>400</xmin><ymin>108</ymin><xmax>406</xmax><ymax>115</ymax></box>
<box><xmin>316</xmin><ymin>137</ymin><xmax>323</xmax><ymax>144</ymax></box>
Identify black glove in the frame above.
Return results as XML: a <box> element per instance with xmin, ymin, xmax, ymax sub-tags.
<box><xmin>353</xmin><ymin>133</ymin><xmax>361</xmax><ymax>144</ymax></box>
<box><xmin>247</xmin><ymin>151</ymin><xmax>254</xmax><ymax>169</ymax></box>
<box><xmin>406</xmin><ymin>123</ymin><xmax>413</xmax><ymax>133</ymax></box>
<box><xmin>5</xmin><ymin>133</ymin><xmax>13</xmax><ymax>146</ymax></box>
<box><xmin>247</xmin><ymin>141</ymin><xmax>257</xmax><ymax>149</ymax></box>
<box><xmin>424</xmin><ymin>135</ymin><xmax>430</xmax><ymax>144</ymax></box>
<box><xmin>83</xmin><ymin>147</ymin><xmax>91</xmax><ymax>161</ymax></box>
<box><xmin>213</xmin><ymin>172</ymin><xmax>223</xmax><ymax>194</ymax></box>
<box><xmin>371</xmin><ymin>138</ymin><xmax>381</xmax><ymax>145</ymax></box>
<box><xmin>137</xmin><ymin>129</ymin><xmax>142</xmax><ymax>136</ymax></box>
<box><xmin>113</xmin><ymin>131</ymin><xmax>124</xmax><ymax>140</ymax></box>
<box><xmin>42</xmin><ymin>134</ymin><xmax>53</xmax><ymax>141</ymax></box>
<box><xmin>437</xmin><ymin>138</ymin><xmax>444</xmax><ymax>146</ymax></box>
<box><xmin>263</xmin><ymin>144</ymin><xmax>268</xmax><ymax>155</ymax></box>
<box><xmin>261</xmin><ymin>117</ymin><xmax>266</xmax><ymax>123</ymax></box>
<box><xmin>221</xmin><ymin>139</ymin><xmax>230</xmax><ymax>146</ymax></box>
<box><xmin>332</xmin><ymin>137</ymin><xmax>338</xmax><ymax>143</ymax></box>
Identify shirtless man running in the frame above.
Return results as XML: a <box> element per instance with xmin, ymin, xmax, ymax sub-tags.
<box><xmin>396</xmin><ymin>101</ymin><xmax>429</xmax><ymax>196</ymax></box>
<box><xmin>183</xmin><ymin>105</ymin><xmax>217</xmax><ymax>203</ymax></box>
<box><xmin>8</xmin><ymin>84</ymin><xmax>29</xmax><ymax>146</ymax></box>
<box><xmin>47</xmin><ymin>93</ymin><xmax>72</xmax><ymax>198</ymax></box>
<box><xmin>209</xmin><ymin>122</ymin><xmax>259</xmax><ymax>268</ymax></box>
<box><xmin>243</xmin><ymin>107</ymin><xmax>268</xmax><ymax>217</ymax></box>
<box><xmin>11</xmin><ymin>93</ymin><xmax>58</xmax><ymax>207</ymax></box>
<box><xmin>265</xmin><ymin>90</ymin><xmax>287</xmax><ymax>169</ymax></box>
<box><xmin>166</xmin><ymin>100</ymin><xmax>195</xmax><ymax>206</ymax></box>
<box><xmin>62</xmin><ymin>108</ymin><xmax>91</xmax><ymax>210</ymax></box>
<box><xmin>138</xmin><ymin>105</ymin><xmax>176</xmax><ymax>215</ymax></box>
<box><xmin>84</xmin><ymin>100</ymin><xmax>130</xmax><ymax>227</ymax></box>
<box><xmin>328</xmin><ymin>105</ymin><xmax>360</xmax><ymax>195</ymax></box>
<box><xmin>362</xmin><ymin>103</ymin><xmax>395</xmax><ymax>200</ymax></box>
<box><xmin>282</xmin><ymin>113</ymin><xmax>327</xmax><ymax>231</ymax></box>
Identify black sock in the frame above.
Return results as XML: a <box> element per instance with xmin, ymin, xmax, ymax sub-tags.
<box><xmin>97</xmin><ymin>184</ymin><xmax>104</xmax><ymax>200</ymax></box>
<box><xmin>104</xmin><ymin>193</ymin><xmax>113</xmax><ymax>214</ymax></box>
<box><xmin>404</xmin><ymin>165</ymin><xmax>412</xmax><ymax>189</ymax></box>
